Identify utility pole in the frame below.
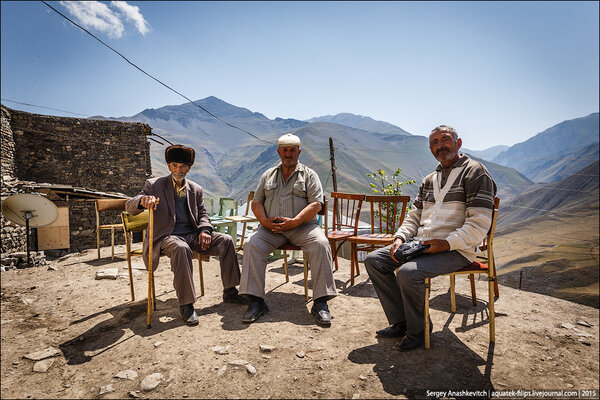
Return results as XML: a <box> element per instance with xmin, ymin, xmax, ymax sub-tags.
<box><xmin>329</xmin><ymin>137</ymin><xmax>338</xmax><ymax>193</ymax></box>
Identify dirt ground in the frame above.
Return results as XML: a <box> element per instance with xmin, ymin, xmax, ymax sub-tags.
<box><xmin>1</xmin><ymin>245</ymin><xmax>599</xmax><ymax>399</ymax></box>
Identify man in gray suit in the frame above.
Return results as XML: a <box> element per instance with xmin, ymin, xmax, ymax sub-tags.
<box><xmin>125</xmin><ymin>144</ymin><xmax>245</xmax><ymax>326</ymax></box>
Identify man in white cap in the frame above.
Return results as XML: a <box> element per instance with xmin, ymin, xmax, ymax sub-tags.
<box><xmin>239</xmin><ymin>133</ymin><xmax>337</xmax><ymax>326</ymax></box>
<box><xmin>125</xmin><ymin>144</ymin><xmax>246</xmax><ymax>327</ymax></box>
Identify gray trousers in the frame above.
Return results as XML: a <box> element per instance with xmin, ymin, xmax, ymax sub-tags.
<box><xmin>364</xmin><ymin>245</ymin><xmax>470</xmax><ymax>335</ymax></box>
<box><xmin>239</xmin><ymin>223</ymin><xmax>337</xmax><ymax>301</ymax></box>
<box><xmin>160</xmin><ymin>231</ymin><xmax>241</xmax><ymax>306</ymax></box>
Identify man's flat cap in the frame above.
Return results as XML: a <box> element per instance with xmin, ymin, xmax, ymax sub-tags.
<box><xmin>165</xmin><ymin>145</ymin><xmax>195</xmax><ymax>166</ymax></box>
<box><xmin>278</xmin><ymin>134</ymin><xmax>301</xmax><ymax>147</ymax></box>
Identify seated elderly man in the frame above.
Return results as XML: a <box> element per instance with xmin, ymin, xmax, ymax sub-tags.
<box><xmin>239</xmin><ymin>133</ymin><xmax>337</xmax><ymax>326</ymax></box>
<box><xmin>365</xmin><ymin>125</ymin><xmax>497</xmax><ymax>351</ymax></box>
<box><xmin>125</xmin><ymin>144</ymin><xmax>246</xmax><ymax>326</ymax></box>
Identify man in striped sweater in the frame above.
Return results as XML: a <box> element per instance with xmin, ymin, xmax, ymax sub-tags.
<box><xmin>364</xmin><ymin>125</ymin><xmax>497</xmax><ymax>351</ymax></box>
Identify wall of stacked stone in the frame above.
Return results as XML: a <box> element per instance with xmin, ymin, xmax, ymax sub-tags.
<box><xmin>1</xmin><ymin>105</ymin><xmax>152</xmax><ymax>258</ymax></box>
<box><xmin>7</xmin><ymin>106</ymin><xmax>152</xmax><ymax>196</ymax></box>
<box><xmin>1</xmin><ymin>106</ymin><xmax>15</xmax><ymax>178</ymax></box>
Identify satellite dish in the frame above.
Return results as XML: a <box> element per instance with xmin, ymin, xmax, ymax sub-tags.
<box><xmin>1</xmin><ymin>193</ymin><xmax>59</xmax><ymax>227</ymax></box>
<box><xmin>1</xmin><ymin>194</ymin><xmax>59</xmax><ymax>268</ymax></box>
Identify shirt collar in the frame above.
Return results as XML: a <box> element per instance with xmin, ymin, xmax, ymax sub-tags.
<box><xmin>435</xmin><ymin>153</ymin><xmax>469</xmax><ymax>172</ymax></box>
<box><xmin>171</xmin><ymin>175</ymin><xmax>187</xmax><ymax>197</ymax></box>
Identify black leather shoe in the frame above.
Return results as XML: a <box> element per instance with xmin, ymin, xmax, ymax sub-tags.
<box><xmin>311</xmin><ymin>302</ymin><xmax>331</xmax><ymax>326</ymax></box>
<box><xmin>223</xmin><ymin>287</ymin><xmax>249</xmax><ymax>304</ymax></box>
<box><xmin>397</xmin><ymin>320</ymin><xmax>433</xmax><ymax>351</ymax></box>
<box><xmin>376</xmin><ymin>322</ymin><xmax>407</xmax><ymax>338</ymax></box>
<box><xmin>242</xmin><ymin>301</ymin><xmax>269</xmax><ymax>323</ymax></box>
<box><xmin>179</xmin><ymin>304</ymin><xmax>199</xmax><ymax>326</ymax></box>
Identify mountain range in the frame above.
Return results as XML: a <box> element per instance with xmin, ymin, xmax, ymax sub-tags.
<box><xmin>93</xmin><ymin>96</ymin><xmax>598</xmax><ymax>307</ymax></box>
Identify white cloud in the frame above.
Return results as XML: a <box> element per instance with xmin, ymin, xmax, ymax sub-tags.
<box><xmin>60</xmin><ymin>1</ymin><xmax>124</xmax><ymax>39</ymax></box>
<box><xmin>110</xmin><ymin>1</ymin><xmax>150</xmax><ymax>36</ymax></box>
<box><xmin>60</xmin><ymin>1</ymin><xmax>150</xmax><ymax>39</ymax></box>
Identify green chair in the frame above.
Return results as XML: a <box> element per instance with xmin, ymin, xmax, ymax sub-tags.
<box><xmin>211</xmin><ymin>197</ymin><xmax>239</xmax><ymax>245</ymax></box>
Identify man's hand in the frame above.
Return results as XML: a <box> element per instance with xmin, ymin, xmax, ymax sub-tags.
<box><xmin>140</xmin><ymin>195</ymin><xmax>159</xmax><ymax>209</ymax></box>
<box><xmin>390</xmin><ymin>237</ymin><xmax>404</xmax><ymax>263</ymax></box>
<box><xmin>421</xmin><ymin>239</ymin><xmax>450</xmax><ymax>254</ymax></box>
<box><xmin>270</xmin><ymin>217</ymin><xmax>299</xmax><ymax>233</ymax></box>
<box><xmin>199</xmin><ymin>231</ymin><xmax>212</xmax><ymax>251</ymax></box>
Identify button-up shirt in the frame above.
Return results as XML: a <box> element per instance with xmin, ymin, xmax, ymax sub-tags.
<box><xmin>254</xmin><ymin>162</ymin><xmax>323</xmax><ymax>221</ymax></box>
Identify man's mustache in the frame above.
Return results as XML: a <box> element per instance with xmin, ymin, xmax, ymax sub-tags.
<box><xmin>436</xmin><ymin>147</ymin><xmax>451</xmax><ymax>155</ymax></box>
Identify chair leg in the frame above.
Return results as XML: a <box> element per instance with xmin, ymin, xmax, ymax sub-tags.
<box><xmin>152</xmin><ymin>273</ymin><xmax>157</xmax><ymax>311</ymax></box>
<box><xmin>303</xmin><ymin>258</ymin><xmax>309</xmax><ymax>302</ymax></box>
<box><xmin>126</xmin><ymin>254</ymin><xmax>135</xmax><ymax>301</ymax></box>
<box><xmin>97</xmin><ymin>229</ymin><xmax>101</xmax><ymax>259</ymax></box>
<box><xmin>424</xmin><ymin>277</ymin><xmax>431</xmax><ymax>349</ymax></box>
<box><xmin>450</xmin><ymin>274</ymin><xmax>456</xmax><ymax>313</ymax></box>
<box><xmin>111</xmin><ymin>228</ymin><xmax>115</xmax><ymax>261</ymax></box>
<box><xmin>489</xmin><ymin>276</ymin><xmax>495</xmax><ymax>343</ymax></box>
<box><xmin>198</xmin><ymin>256</ymin><xmax>205</xmax><ymax>297</ymax></box>
<box><xmin>283</xmin><ymin>250</ymin><xmax>289</xmax><ymax>283</ymax></box>
<box><xmin>350</xmin><ymin>243</ymin><xmax>356</xmax><ymax>286</ymax></box>
<box><xmin>469</xmin><ymin>274</ymin><xmax>477</xmax><ymax>306</ymax></box>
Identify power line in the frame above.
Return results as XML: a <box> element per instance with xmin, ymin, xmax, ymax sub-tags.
<box><xmin>1</xmin><ymin>98</ymin><xmax>89</xmax><ymax>117</ymax></box>
<box><xmin>41</xmin><ymin>0</ymin><xmax>274</xmax><ymax>145</ymax></box>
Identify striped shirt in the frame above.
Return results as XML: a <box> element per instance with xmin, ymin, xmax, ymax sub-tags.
<box><xmin>395</xmin><ymin>154</ymin><xmax>497</xmax><ymax>262</ymax></box>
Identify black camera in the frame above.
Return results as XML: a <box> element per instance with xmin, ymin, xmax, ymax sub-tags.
<box><xmin>393</xmin><ymin>241</ymin><xmax>430</xmax><ymax>264</ymax></box>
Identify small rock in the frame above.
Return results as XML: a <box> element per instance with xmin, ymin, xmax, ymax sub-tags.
<box><xmin>296</xmin><ymin>351</ymin><xmax>305</xmax><ymax>358</ymax></box>
<box><xmin>217</xmin><ymin>365</ymin><xmax>227</xmax><ymax>377</ymax></box>
<box><xmin>95</xmin><ymin>268</ymin><xmax>119</xmax><ymax>280</ymax></box>
<box><xmin>140</xmin><ymin>373</ymin><xmax>163</xmax><ymax>392</ymax></box>
<box><xmin>259</xmin><ymin>344</ymin><xmax>276</xmax><ymax>353</ymax></box>
<box><xmin>114</xmin><ymin>369</ymin><xmax>138</xmax><ymax>380</ymax></box>
<box><xmin>128</xmin><ymin>391</ymin><xmax>140</xmax><ymax>398</ymax></box>
<box><xmin>561</xmin><ymin>323</ymin><xmax>575</xmax><ymax>329</ymax></box>
<box><xmin>318</xmin><ymin>364</ymin><xmax>324</xmax><ymax>370</ymax></box>
<box><xmin>312</xmin><ymin>326</ymin><xmax>323</xmax><ymax>331</ymax></box>
<box><xmin>154</xmin><ymin>341</ymin><xmax>163</xmax><ymax>348</ymax></box>
<box><xmin>245</xmin><ymin>363</ymin><xmax>257</xmax><ymax>375</ymax></box>
<box><xmin>262</xmin><ymin>355</ymin><xmax>271</xmax><ymax>359</ymax></box>
<box><xmin>352</xmin><ymin>394</ymin><xmax>360</xmax><ymax>399</ymax></box>
<box><xmin>22</xmin><ymin>298</ymin><xmax>34</xmax><ymax>305</ymax></box>
<box><xmin>212</xmin><ymin>345</ymin><xmax>230</xmax><ymax>355</ymax></box>
<box><xmin>313</xmin><ymin>390</ymin><xmax>325</xmax><ymax>395</ymax></box>
<box><xmin>24</xmin><ymin>347</ymin><xmax>61</xmax><ymax>361</ymax></box>
<box><xmin>33</xmin><ymin>358</ymin><xmax>54</xmax><ymax>372</ymax></box>
<box><xmin>577</xmin><ymin>320</ymin><xmax>593</xmax><ymax>327</ymax></box>
<box><xmin>578</xmin><ymin>338</ymin><xmax>592</xmax><ymax>346</ymax></box>
<box><xmin>159</xmin><ymin>316</ymin><xmax>175</xmax><ymax>323</ymax></box>
<box><xmin>359</xmin><ymin>375</ymin><xmax>366</xmax><ymax>380</ymax></box>
<box><xmin>293</xmin><ymin>376</ymin><xmax>298</xmax><ymax>382</ymax></box>
<box><xmin>48</xmin><ymin>265</ymin><xmax>58</xmax><ymax>271</ymax></box>
<box><xmin>99</xmin><ymin>384</ymin><xmax>115</xmax><ymax>395</ymax></box>
<box><xmin>229</xmin><ymin>359</ymin><xmax>249</xmax><ymax>366</ymax></box>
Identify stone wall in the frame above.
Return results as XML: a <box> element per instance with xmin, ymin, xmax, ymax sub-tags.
<box><xmin>1</xmin><ymin>107</ymin><xmax>15</xmax><ymax>179</ymax></box>
<box><xmin>7</xmin><ymin>106</ymin><xmax>151</xmax><ymax>196</ymax></box>
<box><xmin>1</xmin><ymin>105</ymin><xmax>152</xmax><ymax>259</ymax></box>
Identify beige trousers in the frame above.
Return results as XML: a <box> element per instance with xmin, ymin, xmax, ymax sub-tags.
<box><xmin>160</xmin><ymin>231</ymin><xmax>241</xmax><ymax>306</ymax></box>
<box><xmin>239</xmin><ymin>223</ymin><xmax>337</xmax><ymax>301</ymax></box>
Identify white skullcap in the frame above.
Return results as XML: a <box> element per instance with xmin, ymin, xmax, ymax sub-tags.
<box><xmin>278</xmin><ymin>133</ymin><xmax>301</xmax><ymax>147</ymax></box>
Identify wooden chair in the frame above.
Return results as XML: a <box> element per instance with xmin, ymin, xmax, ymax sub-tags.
<box><xmin>424</xmin><ymin>197</ymin><xmax>500</xmax><ymax>349</ymax></box>
<box><xmin>348</xmin><ymin>195</ymin><xmax>410</xmax><ymax>285</ymax></box>
<box><xmin>95</xmin><ymin>198</ymin><xmax>127</xmax><ymax>260</ymax></box>
<box><xmin>327</xmin><ymin>192</ymin><xmax>364</xmax><ymax>271</ymax></box>
<box><xmin>121</xmin><ymin>208</ymin><xmax>205</xmax><ymax>328</ymax></box>
<box><xmin>279</xmin><ymin>198</ymin><xmax>328</xmax><ymax>301</ymax></box>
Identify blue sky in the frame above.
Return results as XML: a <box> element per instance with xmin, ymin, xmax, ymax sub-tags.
<box><xmin>1</xmin><ymin>1</ymin><xmax>598</xmax><ymax>150</ymax></box>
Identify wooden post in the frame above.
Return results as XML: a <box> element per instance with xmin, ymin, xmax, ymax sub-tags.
<box><xmin>329</xmin><ymin>137</ymin><xmax>338</xmax><ymax>193</ymax></box>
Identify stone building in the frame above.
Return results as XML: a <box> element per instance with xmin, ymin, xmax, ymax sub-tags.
<box><xmin>1</xmin><ymin>105</ymin><xmax>153</xmax><ymax>264</ymax></box>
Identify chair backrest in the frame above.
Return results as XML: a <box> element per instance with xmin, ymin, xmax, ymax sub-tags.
<box><xmin>95</xmin><ymin>198</ymin><xmax>128</xmax><ymax>212</ymax></box>
<box><xmin>218</xmin><ymin>198</ymin><xmax>238</xmax><ymax>217</ymax></box>
<box><xmin>364</xmin><ymin>195</ymin><xmax>411</xmax><ymax>235</ymax></box>
<box><xmin>121</xmin><ymin>210</ymin><xmax>150</xmax><ymax>233</ymax></box>
<box><xmin>330</xmin><ymin>192</ymin><xmax>364</xmax><ymax>234</ymax></box>
<box><xmin>204</xmin><ymin>198</ymin><xmax>215</xmax><ymax>216</ymax></box>
<box><xmin>245</xmin><ymin>191</ymin><xmax>255</xmax><ymax>216</ymax></box>
<box><xmin>484</xmin><ymin>197</ymin><xmax>500</xmax><ymax>270</ymax></box>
